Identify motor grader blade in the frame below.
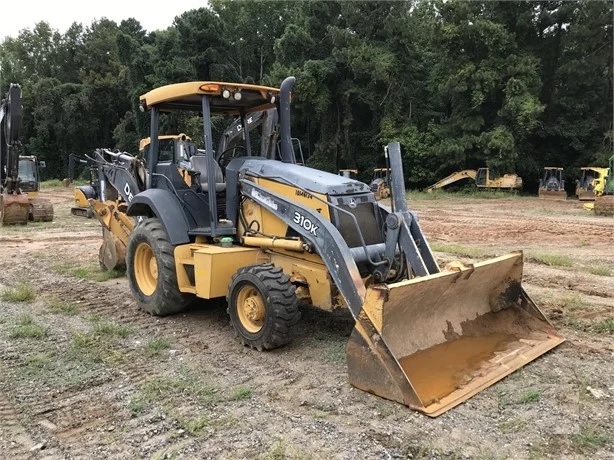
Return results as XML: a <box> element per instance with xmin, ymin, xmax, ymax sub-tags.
<box><xmin>347</xmin><ymin>251</ymin><xmax>564</xmax><ymax>417</ymax></box>
<box><xmin>0</xmin><ymin>194</ymin><xmax>30</xmax><ymax>225</ymax></box>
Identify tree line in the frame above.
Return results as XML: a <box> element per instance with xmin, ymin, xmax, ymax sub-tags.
<box><xmin>1</xmin><ymin>0</ymin><xmax>611</xmax><ymax>190</ymax></box>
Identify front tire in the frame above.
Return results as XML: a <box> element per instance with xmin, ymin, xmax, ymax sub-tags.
<box><xmin>126</xmin><ymin>218</ymin><xmax>192</xmax><ymax>315</ymax></box>
<box><xmin>227</xmin><ymin>264</ymin><xmax>300</xmax><ymax>351</ymax></box>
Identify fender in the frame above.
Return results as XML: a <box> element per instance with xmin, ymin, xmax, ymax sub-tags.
<box><xmin>127</xmin><ymin>188</ymin><xmax>191</xmax><ymax>245</ymax></box>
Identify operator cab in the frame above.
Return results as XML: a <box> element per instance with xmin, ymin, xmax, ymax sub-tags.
<box><xmin>134</xmin><ymin>80</ymin><xmax>292</xmax><ymax>238</ymax></box>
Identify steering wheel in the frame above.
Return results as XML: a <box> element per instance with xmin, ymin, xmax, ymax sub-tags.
<box><xmin>216</xmin><ymin>146</ymin><xmax>247</xmax><ymax>169</ymax></box>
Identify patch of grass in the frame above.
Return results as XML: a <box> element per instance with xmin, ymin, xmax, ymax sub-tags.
<box><xmin>498</xmin><ymin>417</ymin><xmax>528</xmax><ymax>433</ymax></box>
<box><xmin>184</xmin><ymin>416</ymin><xmax>211</xmax><ymax>435</ymax></box>
<box><xmin>563</xmin><ymin>315</ymin><xmax>584</xmax><ymax>331</ymax></box>
<box><xmin>571</xmin><ymin>426</ymin><xmax>609</xmax><ymax>453</ymax></box>
<box><xmin>40</xmin><ymin>179</ymin><xmax>64</xmax><ymax>188</ymax></box>
<box><xmin>91</xmin><ymin>319</ymin><xmax>132</xmax><ymax>338</ymax></box>
<box><xmin>526</xmin><ymin>252</ymin><xmax>573</xmax><ymax>267</ymax></box>
<box><xmin>54</xmin><ymin>263</ymin><xmax>124</xmax><ymax>282</ymax></box>
<box><xmin>70</xmin><ymin>331</ymin><xmax>105</xmax><ymax>363</ymax></box>
<box><xmin>47</xmin><ymin>298</ymin><xmax>79</xmax><ymax>315</ymax></box>
<box><xmin>1</xmin><ymin>282</ymin><xmax>36</xmax><ymax>302</ymax></box>
<box><xmin>138</xmin><ymin>373</ymin><xmax>219</xmax><ymax>408</ymax></box>
<box><xmin>260</xmin><ymin>440</ymin><xmax>312</xmax><ymax>460</ymax></box>
<box><xmin>230</xmin><ymin>386</ymin><xmax>253</xmax><ymax>401</ymax></box>
<box><xmin>325</xmin><ymin>340</ymin><xmax>346</xmax><ymax>364</ymax></box>
<box><xmin>145</xmin><ymin>337</ymin><xmax>171</xmax><ymax>357</ymax></box>
<box><xmin>517</xmin><ymin>389</ymin><xmax>540</xmax><ymax>404</ymax></box>
<box><xmin>557</xmin><ymin>293</ymin><xmax>583</xmax><ymax>311</ymax></box>
<box><xmin>9</xmin><ymin>315</ymin><xmax>46</xmax><ymax>339</ymax></box>
<box><xmin>593</xmin><ymin>318</ymin><xmax>614</xmax><ymax>334</ymax></box>
<box><xmin>312</xmin><ymin>330</ymin><xmax>347</xmax><ymax>364</ymax></box>
<box><xmin>429</xmin><ymin>242</ymin><xmax>487</xmax><ymax>258</ymax></box>
<box><xmin>25</xmin><ymin>353</ymin><xmax>53</xmax><ymax>370</ymax></box>
<box><xmin>71</xmin><ymin>266</ymin><xmax>124</xmax><ymax>282</ymax></box>
<box><xmin>128</xmin><ymin>400</ymin><xmax>145</xmax><ymax>417</ymax></box>
<box><xmin>587</xmin><ymin>265</ymin><xmax>612</xmax><ymax>277</ymax></box>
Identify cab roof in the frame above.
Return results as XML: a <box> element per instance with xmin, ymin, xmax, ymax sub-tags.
<box><xmin>140</xmin><ymin>81</ymin><xmax>280</xmax><ymax>115</ymax></box>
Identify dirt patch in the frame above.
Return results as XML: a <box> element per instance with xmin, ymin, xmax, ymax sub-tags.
<box><xmin>0</xmin><ymin>189</ymin><xmax>612</xmax><ymax>459</ymax></box>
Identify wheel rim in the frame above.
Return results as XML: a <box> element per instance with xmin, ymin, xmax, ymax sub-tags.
<box><xmin>134</xmin><ymin>242</ymin><xmax>158</xmax><ymax>296</ymax></box>
<box><xmin>236</xmin><ymin>285</ymin><xmax>266</xmax><ymax>333</ymax></box>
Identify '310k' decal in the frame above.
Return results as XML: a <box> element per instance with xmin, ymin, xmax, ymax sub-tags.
<box><xmin>293</xmin><ymin>211</ymin><xmax>319</xmax><ymax>236</ymax></box>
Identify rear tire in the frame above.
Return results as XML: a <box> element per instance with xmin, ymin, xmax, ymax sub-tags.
<box><xmin>227</xmin><ymin>264</ymin><xmax>300</xmax><ymax>351</ymax></box>
<box><xmin>126</xmin><ymin>217</ymin><xmax>192</xmax><ymax>316</ymax></box>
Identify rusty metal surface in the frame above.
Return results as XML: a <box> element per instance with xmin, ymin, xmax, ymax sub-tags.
<box><xmin>348</xmin><ymin>252</ymin><xmax>564</xmax><ymax>417</ymax></box>
<box><xmin>0</xmin><ymin>194</ymin><xmax>30</xmax><ymax>225</ymax></box>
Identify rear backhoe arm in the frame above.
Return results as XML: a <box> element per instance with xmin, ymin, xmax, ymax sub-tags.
<box><xmin>0</xmin><ymin>84</ymin><xmax>24</xmax><ymax>194</ymax></box>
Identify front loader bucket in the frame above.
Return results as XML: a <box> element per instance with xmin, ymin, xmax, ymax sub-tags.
<box><xmin>347</xmin><ymin>252</ymin><xmax>564</xmax><ymax>417</ymax></box>
<box><xmin>0</xmin><ymin>194</ymin><xmax>30</xmax><ymax>225</ymax></box>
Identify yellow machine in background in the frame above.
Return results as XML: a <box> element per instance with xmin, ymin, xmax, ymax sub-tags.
<box><xmin>427</xmin><ymin>168</ymin><xmax>522</xmax><ymax>192</ymax></box>
<box><xmin>17</xmin><ymin>155</ymin><xmax>54</xmax><ymax>221</ymax></box>
<box><xmin>593</xmin><ymin>156</ymin><xmax>613</xmax><ymax>216</ymax></box>
<box><xmin>575</xmin><ymin>166</ymin><xmax>608</xmax><ymax>201</ymax></box>
<box><xmin>114</xmin><ymin>77</ymin><xmax>563</xmax><ymax>417</ymax></box>
<box><xmin>370</xmin><ymin>167</ymin><xmax>391</xmax><ymax>199</ymax></box>
<box><xmin>339</xmin><ymin>169</ymin><xmax>358</xmax><ymax>180</ymax></box>
<box><xmin>538</xmin><ymin>167</ymin><xmax>566</xmax><ymax>201</ymax></box>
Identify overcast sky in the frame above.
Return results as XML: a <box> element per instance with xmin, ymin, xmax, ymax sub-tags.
<box><xmin>2</xmin><ymin>0</ymin><xmax>208</xmax><ymax>40</ymax></box>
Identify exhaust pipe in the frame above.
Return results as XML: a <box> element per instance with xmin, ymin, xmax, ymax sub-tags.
<box><xmin>278</xmin><ymin>76</ymin><xmax>296</xmax><ymax>164</ymax></box>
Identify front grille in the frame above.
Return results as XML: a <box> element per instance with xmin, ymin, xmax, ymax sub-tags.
<box><xmin>332</xmin><ymin>200</ymin><xmax>383</xmax><ymax>248</ymax></box>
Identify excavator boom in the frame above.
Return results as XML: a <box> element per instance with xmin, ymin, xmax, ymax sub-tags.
<box><xmin>427</xmin><ymin>169</ymin><xmax>477</xmax><ymax>192</ymax></box>
<box><xmin>0</xmin><ymin>84</ymin><xmax>29</xmax><ymax>225</ymax></box>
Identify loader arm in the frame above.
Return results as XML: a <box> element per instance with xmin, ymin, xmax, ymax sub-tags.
<box><xmin>89</xmin><ymin>149</ymin><xmax>144</xmax><ymax>204</ymax></box>
<box><xmin>239</xmin><ymin>143</ymin><xmax>440</xmax><ymax>320</ymax></box>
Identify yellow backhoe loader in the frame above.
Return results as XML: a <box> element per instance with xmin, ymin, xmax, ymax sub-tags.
<box><xmin>108</xmin><ymin>77</ymin><xmax>563</xmax><ymax>417</ymax></box>
<box><xmin>370</xmin><ymin>167</ymin><xmax>391</xmax><ymax>199</ymax></box>
<box><xmin>575</xmin><ymin>166</ymin><xmax>608</xmax><ymax>201</ymax></box>
<box><xmin>427</xmin><ymin>168</ymin><xmax>522</xmax><ymax>192</ymax></box>
<box><xmin>538</xmin><ymin>167</ymin><xmax>566</xmax><ymax>201</ymax></box>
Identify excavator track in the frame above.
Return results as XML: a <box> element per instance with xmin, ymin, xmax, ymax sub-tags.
<box><xmin>28</xmin><ymin>197</ymin><xmax>54</xmax><ymax>222</ymax></box>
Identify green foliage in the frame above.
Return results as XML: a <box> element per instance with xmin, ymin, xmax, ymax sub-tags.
<box><xmin>0</xmin><ymin>0</ymin><xmax>610</xmax><ymax>189</ymax></box>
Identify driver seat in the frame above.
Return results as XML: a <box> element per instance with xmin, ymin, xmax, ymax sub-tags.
<box><xmin>189</xmin><ymin>154</ymin><xmax>226</xmax><ymax>192</ymax></box>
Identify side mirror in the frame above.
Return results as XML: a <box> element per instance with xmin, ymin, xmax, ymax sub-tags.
<box><xmin>39</xmin><ymin>160</ymin><xmax>47</xmax><ymax>168</ymax></box>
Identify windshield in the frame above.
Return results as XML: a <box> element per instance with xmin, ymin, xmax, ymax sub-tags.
<box><xmin>18</xmin><ymin>159</ymin><xmax>37</xmax><ymax>183</ymax></box>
